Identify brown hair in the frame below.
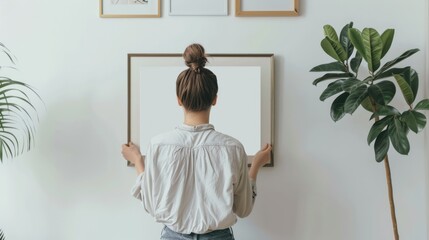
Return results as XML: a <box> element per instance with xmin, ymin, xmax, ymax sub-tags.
<box><xmin>176</xmin><ymin>44</ymin><xmax>218</xmax><ymax>112</ymax></box>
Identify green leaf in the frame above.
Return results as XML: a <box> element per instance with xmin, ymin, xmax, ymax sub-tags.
<box><xmin>321</xmin><ymin>38</ymin><xmax>344</xmax><ymax>62</ymax></box>
<box><xmin>313</xmin><ymin>72</ymin><xmax>353</xmax><ymax>85</ymax></box>
<box><xmin>0</xmin><ymin>42</ymin><xmax>16</xmax><ymax>64</ymax></box>
<box><xmin>320</xmin><ymin>79</ymin><xmax>345</xmax><ymax>101</ymax></box>
<box><xmin>375</xmin><ymin>49</ymin><xmax>419</xmax><ymax>77</ymax></box>
<box><xmin>324</xmin><ymin>24</ymin><xmax>339</xmax><ymax>42</ymax></box>
<box><xmin>368</xmin><ymin>116</ymin><xmax>393</xmax><ymax>145</ymax></box>
<box><xmin>344</xmin><ymin>85</ymin><xmax>368</xmax><ymax>114</ymax></box>
<box><xmin>340</xmin><ymin>22</ymin><xmax>354</xmax><ymax>58</ymax></box>
<box><xmin>368</xmin><ymin>84</ymin><xmax>386</xmax><ymax>105</ymax></box>
<box><xmin>370</xmin><ymin>105</ymin><xmax>401</xmax><ymax>120</ymax></box>
<box><xmin>380</xmin><ymin>29</ymin><xmax>395</xmax><ymax>59</ymax></box>
<box><xmin>403</xmin><ymin>68</ymin><xmax>419</xmax><ymax>102</ymax></box>
<box><xmin>362</xmin><ymin>28</ymin><xmax>383</xmax><ymax>72</ymax></box>
<box><xmin>0</xmin><ymin>71</ymin><xmax>41</xmax><ymax>162</ymax></box>
<box><xmin>350</xmin><ymin>52</ymin><xmax>362</xmax><ymax>73</ymax></box>
<box><xmin>394</xmin><ymin>73</ymin><xmax>414</xmax><ymax>105</ymax></box>
<box><xmin>388</xmin><ymin>118</ymin><xmax>410</xmax><ymax>155</ymax></box>
<box><xmin>330</xmin><ymin>92</ymin><xmax>350</xmax><ymax>121</ymax></box>
<box><xmin>361</xmin><ymin>97</ymin><xmax>375</xmax><ymax>112</ymax></box>
<box><xmin>341</xmin><ymin>78</ymin><xmax>363</xmax><ymax>92</ymax></box>
<box><xmin>348</xmin><ymin>28</ymin><xmax>367</xmax><ymax>62</ymax></box>
<box><xmin>402</xmin><ymin>110</ymin><xmax>427</xmax><ymax>133</ymax></box>
<box><xmin>376</xmin><ymin>81</ymin><xmax>396</xmax><ymax>104</ymax></box>
<box><xmin>0</xmin><ymin>227</ymin><xmax>5</xmax><ymax>240</ymax></box>
<box><xmin>374</xmin><ymin>130</ymin><xmax>389</xmax><ymax>162</ymax></box>
<box><xmin>374</xmin><ymin>67</ymin><xmax>409</xmax><ymax>81</ymax></box>
<box><xmin>367</xmin><ymin>81</ymin><xmax>396</xmax><ymax>106</ymax></box>
<box><xmin>310</xmin><ymin>62</ymin><xmax>347</xmax><ymax>72</ymax></box>
<box><xmin>415</xmin><ymin>99</ymin><xmax>429</xmax><ymax>110</ymax></box>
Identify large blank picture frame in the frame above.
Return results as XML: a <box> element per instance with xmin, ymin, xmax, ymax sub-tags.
<box><xmin>128</xmin><ymin>54</ymin><xmax>274</xmax><ymax>167</ymax></box>
<box><xmin>236</xmin><ymin>0</ymin><xmax>299</xmax><ymax>17</ymax></box>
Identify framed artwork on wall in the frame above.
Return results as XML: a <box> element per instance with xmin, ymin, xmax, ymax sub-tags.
<box><xmin>128</xmin><ymin>54</ymin><xmax>275</xmax><ymax>167</ymax></box>
<box><xmin>169</xmin><ymin>0</ymin><xmax>228</xmax><ymax>16</ymax></box>
<box><xmin>236</xmin><ymin>0</ymin><xmax>299</xmax><ymax>17</ymax></box>
<box><xmin>99</xmin><ymin>0</ymin><xmax>161</xmax><ymax>18</ymax></box>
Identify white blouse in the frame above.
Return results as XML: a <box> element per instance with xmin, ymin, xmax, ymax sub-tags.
<box><xmin>131</xmin><ymin>123</ymin><xmax>256</xmax><ymax>234</ymax></box>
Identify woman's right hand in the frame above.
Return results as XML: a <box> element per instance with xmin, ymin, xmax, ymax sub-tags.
<box><xmin>121</xmin><ymin>142</ymin><xmax>142</xmax><ymax>164</ymax></box>
<box><xmin>122</xmin><ymin>142</ymin><xmax>145</xmax><ymax>174</ymax></box>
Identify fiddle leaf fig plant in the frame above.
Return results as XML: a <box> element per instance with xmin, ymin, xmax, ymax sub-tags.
<box><xmin>310</xmin><ymin>22</ymin><xmax>429</xmax><ymax>240</ymax></box>
<box><xmin>0</xmin><ymin>42</ymin><xmax>40</xmax><ymax>162</ymax></box>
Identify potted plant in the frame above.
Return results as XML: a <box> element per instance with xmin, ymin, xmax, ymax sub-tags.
<box><xmin>310</xmin><ymin>22</ymin><xmax>429</xmax><ymax>240</ymax></box>
<box><xmin>0</xmin><ymin>42</ymin><xmax>40</xmax><ymax>161</ymax></box>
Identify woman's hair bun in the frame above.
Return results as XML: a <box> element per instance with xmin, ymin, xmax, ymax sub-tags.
<box><xmin>183</xmin><ymin>43</ymin><xmax>208</xmax><ymax>72</ymax></box>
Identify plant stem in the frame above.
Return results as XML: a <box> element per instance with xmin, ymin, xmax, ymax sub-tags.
<box><xmin>383</xmin><ymin>154</ymin><xmax>399</xmax><ymax>240</ymax></box>
<box><xmin>372</xmin><ymin>101</ymin><xmax>399</xmax><ymax>240</ymax></box>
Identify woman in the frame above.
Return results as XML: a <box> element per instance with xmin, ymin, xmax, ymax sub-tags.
<box><xmin>122</xmin><ymin>43</ymin><xmax>271</xmax><ymax>239</ymax></box>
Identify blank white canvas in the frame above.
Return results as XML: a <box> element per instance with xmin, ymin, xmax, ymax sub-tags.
<box><xmin>139</xmin><ymin>66</ymin><xmax>261</xmax><ymax>155</ymax></box>
<box><xmin>241</xmin><ymin>0</ymin><xmax>294</xmax><ymax>11</ymax></box>
<box><xmin>169</xmin><ymin>0</ymin><xmax>228</xmax><ymax>16</ymax></box>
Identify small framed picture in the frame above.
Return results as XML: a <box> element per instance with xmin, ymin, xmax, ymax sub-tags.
<box><xmin>169</xmin><ymin>0</ymin><xmax>228</xmax><ymax>16</ymax></box>
<box><xmin>236</xmin><ymin>0</ymin><xmax>299</xmax><ymax>17</ymax></box>
<box><xmin>99</xmin><ymin>0</ymin><xmax>161</xmax><ymax>18</ymax></box>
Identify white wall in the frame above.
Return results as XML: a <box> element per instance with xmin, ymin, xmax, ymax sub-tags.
<box><xmin>0</xmin><ymin>0</ymin><xmax>427</xmax><ymax>239</ymax></box>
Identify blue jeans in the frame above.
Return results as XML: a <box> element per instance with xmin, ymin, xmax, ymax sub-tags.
<box><xmin>160</xmin><ymin>226</ymin><xmax>235</xmax><ymax>240</ymax></box>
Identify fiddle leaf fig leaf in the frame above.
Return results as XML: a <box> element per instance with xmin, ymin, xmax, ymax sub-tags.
<box><xmin>374</xmin><ymin>67</ymin><xmax>409</xmax><ymax>81</ymax></box>
<box><xmin>380</xmin><ymin>29</ymin><xmax>395</xmax><ymax>59</ymax></box>
<box><xmin>376</xmin><ymin>81</ymin><xmax>396</xmax><ymax>104</ymax></box>
<box><xmin>394</xmin><ymin>73</ymin><xmax>414</xmax><ymax>105</ymax></box>
<box><xmin>321</xmin><ymin>38</ymin><xmax>348</xmax><ymax>62</ymax></box>
<box><xmin>348</xmin><ymin>28</ymin><xmax>367</xmax><ymax>62</ymax></box>
<box><xmin>310</xmin><ymin>61</ymin><xmax>347</xmax><ymax>72</ymax></box>
<box><xmin>330</xmin><ymin>92</ymin><xmax>350</xmax><ymax>121</ymax></box>
<box><xmin>361</xmin><ymin>97</ymin><xmax>375</xmax><ymax>112</ymax></box>
<box><xmin>374</xmin><ymin>130</ymin><xmax>389</xmax><ymax>162</ymax></box>
<box><xmin>368</xmin><ymin>116</ymin><xmax>393</xmax><ymax>145</ymax></box>
<box><xmin>370</xmin><ymin>105</ymin><xmax>400</xmax><ymax>120</ymax></box>
<box><xmin>344</xmin><ymin>85</ymin><xmax>368</xmax><ymax>114</ymax></box>
<box><xmin>340</xmin><ymin>22</ymin><xmax>354</xmax><ymax>58</ymax></box>
<box><xmin>313</xmin><ymin>72</ymin><xmax>353</xmax><ymax>85</ymax></box>
<box><xmin>341</xmin><ymin>78</ymin><xmax>363</xmax><ymax>92</ymax></box>
<box><xmin>362</xmin><ymin>28</ymin><xmax>383</xmax><ymax>72</ymax></box>
<box><xmin>414</xmin><ymin>99</ymin><xmax>429</xmax><ymax>110</ymax></box>
<box><xmin>350</xmin><ymin>52</ymin><xmax>362</xmax><ymax>73</ymax></box>
<box><xmin>376</xmin><ymin>49</ymin><xmax>419</xmax><ymax>77</ymax></box>
<box><xmin>320</xmin><ymin>79</ymin><xmax>346</xmax><ymax>101</ymax></box>
<box><xmin>368</xmin><ymin>84</ymin><xmax>386</xmax><ymax>105</ymax></box>
<box><xmin>367</xmin><ymin>81</ymin><xmax>396</xmax><ymax>106</ymax></box>
<box><xmin>324</xmin><ymin>24</ymin><xmax>340</xmax><ymax>42</ymax></box>
<box><xmin>388</xmin><ymin>118</ymin><xmax>410</xmax><ymax>155</ymax></box>
<box><xmin>402</xmin><ymin>110</ymin><xmax>427</xmax><ymax>133</ymax></box>
<box><xmin>405</xmin><ymin>68</ymin><xmax>419</xmax><ymax>101</ymax></box>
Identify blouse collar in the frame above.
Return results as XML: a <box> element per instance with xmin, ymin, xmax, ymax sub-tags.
<box><xmin>177</xmin><ymin>123</ymin><xmax>215</xmax><ymax>132</ymax></box>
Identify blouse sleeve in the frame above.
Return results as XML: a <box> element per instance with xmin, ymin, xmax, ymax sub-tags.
<box><xmin>131</xmin><ymin>172</ymin><xmax>145</xmax><ymax>201</ymax></box>
<box><xmin>130</xmin><ymin>144</ymin><xmax>156</xmax><ymax>216</ymax></box>
<box><xmin>232</xmin><ymin>146</ymin><xmax>255</xmax><ymax>218</ymax></box>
